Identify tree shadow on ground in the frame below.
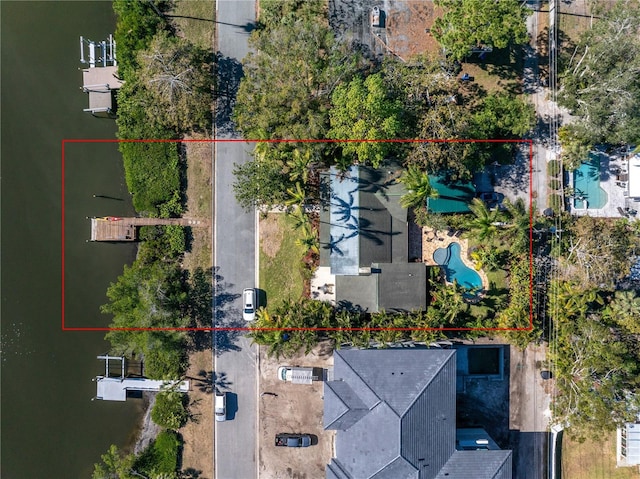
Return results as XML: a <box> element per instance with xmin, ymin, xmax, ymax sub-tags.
<box><xmin>185</xmin><ymin>369</ymin><xmax>233</xmax><ymax>395</ymax></box>
<box><xmin>492</xmin><ymin>144</ymin><xmax>532</xmax><ymax>195</ymax></box>
<box><xmin>212</xmin><ymin>266</ymin><xmax>244</xmax><ymax>355</ymax></box>
<box><xmin>215</xmin><ymin>54</ymin><xmax>244</xmax><ymax>136</ymax></box>
<box><xmin>187</xmin><ymin>267</ymin><xmax>214</xmax><ymax>352</ymax></box>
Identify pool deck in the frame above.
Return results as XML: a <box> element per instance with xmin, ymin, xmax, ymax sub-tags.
<box><xmin>421</xmin><ymin>227</ymin><xmax>489</xmax><ymax>290</ymax></box>
<box><xmin>571</xmin><ymin>152</ymin><xmax>640</xmax><ymax>218</ymax></box>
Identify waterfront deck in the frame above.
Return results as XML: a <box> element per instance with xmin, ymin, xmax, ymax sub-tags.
<box><xmin>89</xmin><ymin>216</ymin><xmax>207</xmax><ymax>242</ymax></box>
<box><xmin>96</xmin><ymin>377</ymin><xmax>190</xmax><ymax>401</ymax></box>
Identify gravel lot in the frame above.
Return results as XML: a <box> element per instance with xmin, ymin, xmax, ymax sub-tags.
<box><xmin>258</xmin><ymin>342</ymin><xmax>335</xmax><ymax>479</ymax></box>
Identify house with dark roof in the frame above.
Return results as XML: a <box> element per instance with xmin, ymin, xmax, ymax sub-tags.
<box><xmin>319</xmin><ymin>165</ymin><xmax>428</xmax><ymax>312</ymax></box>
<box><xmin>324</xmin><ymin>349</ymin><xmax>512</xmax><ymax>479</ymax></box>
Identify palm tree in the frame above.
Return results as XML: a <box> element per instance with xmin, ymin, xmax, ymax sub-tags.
<box><xmin>287</xmin><ymin>206</ymin><xmax>310</xmax><ymax>231</ymax></box>
<box><xmin>608</xmin><ymin>291</ymin><xmax>640</xmax><ymax>334</ymax></box>
<box><xmin>465</xmin><ymin>198</ymin><xmax>503</xmax><ymax>242</ymax></box>
<box><xmin>399</xmin><ymin>165</ymin><xmax>439</xmax><ymax>210</ymax></box>
<box><xmin>502</xmin><ymin>198</ymin><xmax>531</xmax><ymax>253</ymax></box>
<box><xmin>285</xmin><ymin>182</ymin><xmax>307</xmax><ymax>208</ymax></box>
<box><xmin>286</xmin><ymin>147</ymin><xmax>315</xmax><ymax>184</ymax></box>
<box><xmin>295</xmin><ymin>230</ymin><xmax>319</xmax><ymax>253</ymax></box>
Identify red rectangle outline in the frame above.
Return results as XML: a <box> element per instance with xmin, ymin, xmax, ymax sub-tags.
<box><xmin>62</xmin><ymin>138</ymin><xmax>534</xmax><ymax>332</ymax></box>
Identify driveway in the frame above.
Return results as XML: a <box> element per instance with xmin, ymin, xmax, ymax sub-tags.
<box><xmin>509</xmin><ymin>343</ymin><xmax>551</xmax><ymax>479</ymax></box>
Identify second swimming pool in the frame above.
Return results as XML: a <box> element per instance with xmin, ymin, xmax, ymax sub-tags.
<box><xmin>573</xmin><ymin>153</ymin><xmax>608</xmax><ymax>209</ymax></box>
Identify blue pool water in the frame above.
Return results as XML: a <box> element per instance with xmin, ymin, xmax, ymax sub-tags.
<box><xmin>433</xmin><ymin>243</ymin><xmax>483</xmax><ymax>291</ymax></box>
<box><xmin>573</xmin><ymin>153</ymin><xmax>608</xmax><ymax>209</ymax></box>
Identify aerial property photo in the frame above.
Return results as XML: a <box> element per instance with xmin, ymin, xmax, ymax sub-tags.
<box><xmin>5</xmin><ymin>0</ymin><xmax>640</xmax><ymax>479</ymax></box>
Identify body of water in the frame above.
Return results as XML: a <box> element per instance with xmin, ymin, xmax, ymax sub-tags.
<box><xmin>1</xmin><ymin>2</ymin><xmax>144</xmax><ymax>477</ymax></box>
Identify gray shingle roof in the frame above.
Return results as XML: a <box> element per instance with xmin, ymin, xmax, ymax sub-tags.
<box><xmin>334</xmin><ymin>349</ymin><xmax>454</xmax><ymax>416</ymax></box>
<box><xmin>324</xmin><ymin>349</ymin><xmax>512</xmax><ymax>479</ymax></box>
<box><xmin>324</xmin><ymin>380</ymin><xmax>369</xmax><ymax>430</ymax></box>
<box><xmin>371</xmin><ymin>456</ymin><xmax>419</xmax><ymax>479</ymax></box>
<box><xmin>335</xmin><ymin>263</ymin><xmax>428</xmax><ymax>313</ymax></box>
<box><xmin>435</xmin><ymin>450</ymin><xmax>512</xmax><ymax>479</ymax></box>
<box><xmin>334</xmin><ymin>401</ymin><xmax>402</xmax><ymax>477</ymax></box>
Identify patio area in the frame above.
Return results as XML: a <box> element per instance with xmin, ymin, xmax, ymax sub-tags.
<box><xmin>310</xmin><ymin>266</ymin><xmax>336</xmax><ymax>305</ymax></box>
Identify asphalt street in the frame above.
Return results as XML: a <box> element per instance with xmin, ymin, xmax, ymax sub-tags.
<box><xmin>213</xmin><ymin>1</ymin><xmax>258</xmax><ymax>479</ymax></box>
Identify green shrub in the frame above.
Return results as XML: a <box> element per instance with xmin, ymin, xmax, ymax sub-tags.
<box><xmin>138</xmin><ymin>226</ymin><xmax>185</xmax><ymax>262</ymax></box>
<box><xmin>134</xmin><ymin>430</ymin><xmax>181</xmax><ymax>476</ymax></box>
<box><xmin>549</xmin><ymin>179</ymin><xmax>561</xmax><ymax>190</ymax></box>
<box><xmin>144</xmin><ymin>347</ymin><xmax>187</xmax><ymax>380</ymax></box>
<box><xmin>151</xmin><ymin>391</ymin><xmax>188</xmax><ymax>430</ymax></box>
<box><xmin>548</xmin><ymin>194</ymin><xmax>563</xmax><ymax>213</ymax></box>
<box><xmin>547</xmin><ymin>160</ymin><xmax>560</xmax><ymax>177</ymax></box>
<box><xmin>164</xmin><ymin>225</ymin><xmax>186</xmax><ymax>256</ymax></box>
<box><xmin>120</xmin><ymin>141</ymin><xmax>181</xmax><ymax>215</ymax></box>
<box><xmin>152</xmin><ymin>430</ymin><xmax>180</xmax><ymax>473</ymax></box>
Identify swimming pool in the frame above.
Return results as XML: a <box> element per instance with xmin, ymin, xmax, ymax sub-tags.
<box><xmin>433</xmin><ymin>242</ymin><xmax>483</xmax><ymax>291</ymax></box>
<box><xmin>573</xmin><ymin>153</ymin><xmax>608</xmax><ymax>209</ymax></box>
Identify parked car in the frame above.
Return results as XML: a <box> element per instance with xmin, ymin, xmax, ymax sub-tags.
<box><xmin>242</xmin><ymin>288</ymin><xmax>256</xmax><ymax>321</ymax></box>
<box><xmin>215</xmin><ymin>392</ymin><xmax>227</xmax><ymax>422</ymax></box>
<box><xmin>275</xmin><ymin>433</ymin><xmax>312</xmax><ymax>447</ymax></box>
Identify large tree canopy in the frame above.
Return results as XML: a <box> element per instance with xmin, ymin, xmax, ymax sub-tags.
<box><xmin>550</xmin><ymin>282</ymin><xmax>640</xmax><ymax>439</ymax></box>
<box><xmin>136</xmin><ymin>31</ymin><xmax>213</xmax><ymax>132</ymax></box>
<box><xmin>328</xmin><ymin>73</ymin><xmax>405</xmax><ymax>168</ymax></box>
<box><xmin>558</xmin><ymin>1</ymin><xmax>640</xmax><ymax>144</ymax></box>
<box><xmin>234</xmin><ymin>5</ymin><xmax>362</xmax><ymax>142</ymax></box>
<box><xmin>382</xmin><ymin>58</ymin><xmax>478</xmax><ymax>179</ymax></box>
<box><xmin>432</xmin><ymin>0</ymin><xmax>529</xmax><ymax>60</ymax></box>
<box><xmin>562</xmin><ymin>217</ymin><xmax>635</xmax><ymax>289</ymax></box>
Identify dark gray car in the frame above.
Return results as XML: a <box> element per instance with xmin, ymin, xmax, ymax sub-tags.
<box><xmin>275</xmin><ymin>433</ymin><xmax>312</xmax><ymax>447</ymax></box>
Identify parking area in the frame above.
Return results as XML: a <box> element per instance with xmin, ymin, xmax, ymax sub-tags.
<box><xmin>257</xmin><ymin>342</ymin><xmax>335</xmax><ymax>479</ymax></box>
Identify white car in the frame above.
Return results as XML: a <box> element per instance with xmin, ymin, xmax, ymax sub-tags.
<box><xmin>242</xmin><ymin>288</ymin><xmax>256</xmax><ymax>321</ymax></box>
<box><xmin>215</xmin><ymin>392</ymin><xmax>227</xmax><ymax>422</ymax></box>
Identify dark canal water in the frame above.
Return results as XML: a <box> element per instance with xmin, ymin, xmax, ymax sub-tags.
<box><xmin>1</xmin><ymin>2</ymin><xmax>144</xmax><ymax>477</ymax></box>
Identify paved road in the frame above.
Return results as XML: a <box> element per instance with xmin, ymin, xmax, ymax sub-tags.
<box><xmin>213</xmin><ymin>2</ymin><xmax>258</xmax><ymax>479</ymax></box>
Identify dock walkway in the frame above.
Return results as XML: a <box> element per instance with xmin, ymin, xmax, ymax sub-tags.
<box><xmin>90</xmin><ymin>216</ymin><xmax>207</xmax><ymax>242</ymax></box>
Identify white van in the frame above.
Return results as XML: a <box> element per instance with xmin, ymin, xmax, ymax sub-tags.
<box><xmin>242</xmin><ymin>288</ymin><xmax>256</xmax><ymax>321</ymax></box>
<box><xmin>215</xmin><ymin>392</ymin><xmax>226</xmax><ymax>422</ymax></box>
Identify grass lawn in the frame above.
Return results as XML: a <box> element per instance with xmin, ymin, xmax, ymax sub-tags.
<box><xmin>562</xmin><ymin>431</ymin><xmax>640</xmax><ymax>478</ymax></box>
<box><xmin>172</xmin><ymin>0</ymin><xmax>215</xmax><ymax>50</ymax></box>
<box><xmin>557</xmin><ymin>1</ymin><xmax>592</xmax><ymax>54</ymax></box>
<box><xmin>459</xmin><ymin>45</ymin><xmax>525</xmax><ymax>96</ymax></box>
<box><xmin>259</xmin><ymin>213</ymin><xmax>307</xmax><ymax>310</ymax></box>
<box><xmin>486</xmin><ymin>267</ymin><xmax>508</xmax><ymax>292</ymax></box>
<box><xmin>182</xmin><ymin>135</ymin><xmax>212</xmax><ymax>273</ymax></box>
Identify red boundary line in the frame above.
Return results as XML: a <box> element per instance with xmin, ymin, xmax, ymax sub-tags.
<box><xmin>62</xmin><ymin>138</ymin><xmax>534</xmax><ymax>332</ymax></box>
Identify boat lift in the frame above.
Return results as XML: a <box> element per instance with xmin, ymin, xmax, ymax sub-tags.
<box><xmin>79</xmin><ymin>35</ymin><xmax>121</xmax><ymax>116</ymax></box>
<box><xmin>80</xmin><ymin>35</ymin><xmax>116</xmax><ymax>68</ymax></box>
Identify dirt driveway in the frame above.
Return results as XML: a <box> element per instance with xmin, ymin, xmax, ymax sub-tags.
<box><xmin>258</xmin><ymin>342</ymin><xmax>335</xmax><ymax>479</ymax></box>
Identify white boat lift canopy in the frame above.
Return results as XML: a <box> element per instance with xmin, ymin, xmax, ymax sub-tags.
<box><xmin>95</xmin><ymin>377</ymin><xmax>190</xmax><ymax>401</ymax></box>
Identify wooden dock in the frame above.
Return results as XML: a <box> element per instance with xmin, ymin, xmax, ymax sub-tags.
<box><xmin>89</xmin><ymin>217</ymin><xmax>207</xmax><ymax>242</ymax></box>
